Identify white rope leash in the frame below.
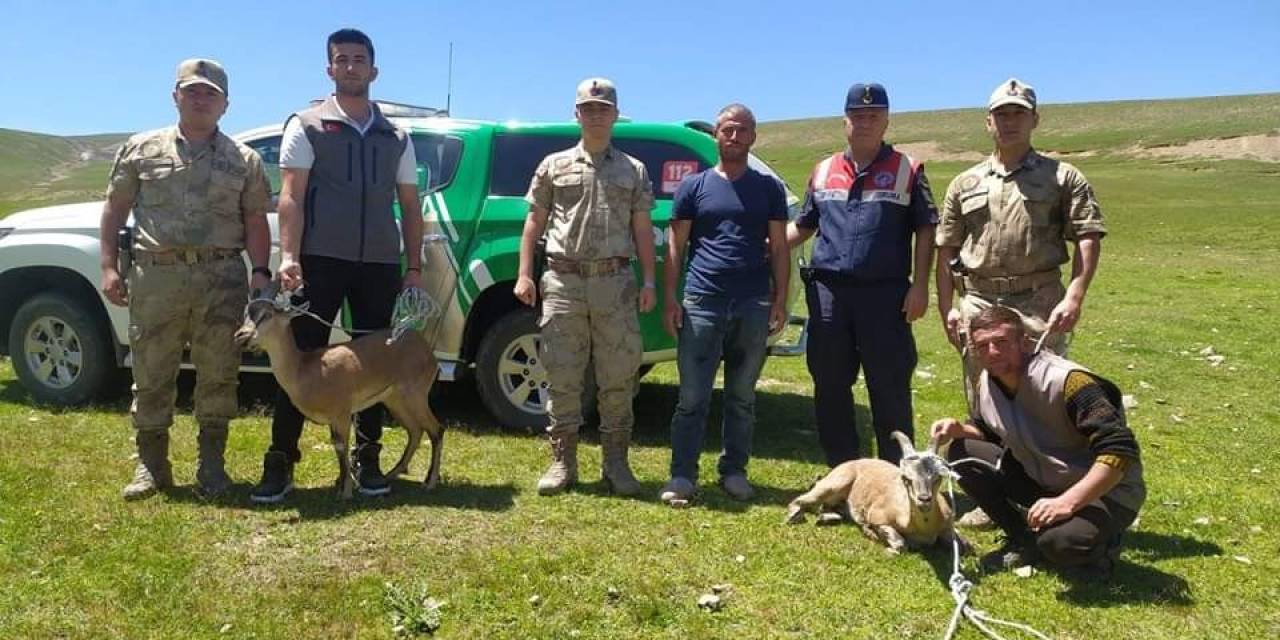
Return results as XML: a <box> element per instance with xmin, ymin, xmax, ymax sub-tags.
<box><xmin>935</xmin><ymin>455</ymin><xmax>1054</xmax><ymax>640</ymax></box>
<box><xmin>387</xmin><ymin>286</ymin><xmax>442</xmax><ymax>345</ymax></box>
<box><xmin>256</xmin><ymin>286</ymin><xmax>440</xmax><ymax>344</ymax></box>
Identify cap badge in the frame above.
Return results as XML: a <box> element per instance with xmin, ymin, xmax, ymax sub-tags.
<box><xmin>862</xmin><ymin>86</ymin><xmax>874</xmax><ymax>104</ymax></box>
<box><xmin>590</xmin><ymin>81</ymin><xmax>603</xmax><ymax>97</ymax></box>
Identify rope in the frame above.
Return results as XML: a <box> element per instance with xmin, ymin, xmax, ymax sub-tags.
<box><xmin>251</xmin><ymin>285</ymin><xmax>440</xmax><ymax>344</ymax></box>
<box><xmin>924</xmin><ymin>453</ymin><xmax>1053</xmax><ymax>640</ymax></box>
<box><xmin>387</xmin><ymin>286</ymin><xmax>442</xmax><ymax>345</ymax></box>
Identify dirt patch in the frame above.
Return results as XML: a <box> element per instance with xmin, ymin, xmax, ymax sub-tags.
<box><xmin>1133</xmin><ymin>134</ymin><xmax>1280</xmax><ymax>162</ymax></box>
<box><xmin>893</xmin><ymin>141</ymin><xmax>983</xmax><ymax>163</ymax></box>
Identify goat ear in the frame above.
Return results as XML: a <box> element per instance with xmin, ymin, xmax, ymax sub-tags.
<box><xmin>891</xmin><ymin>431</ymin><xmax>916</xmax><ymax>457</ymax></box>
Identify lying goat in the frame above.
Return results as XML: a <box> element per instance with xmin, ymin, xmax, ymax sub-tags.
<box><xmin>235</xmin><ymin>285</ymin><xmax>444</xmax><ymax>499</ymax></box>
<box><xmin>785</xmin><ymin>432</ymin><xmax>968</xmax><ymax>555</ymax></box>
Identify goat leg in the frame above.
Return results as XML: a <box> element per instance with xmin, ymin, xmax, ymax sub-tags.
<box><xmin>876</xmin><ymin>525</ymin><xmax>907</xmax><ymax>555</ymax></box>
<box><xmin>330</xmin><ymin>415</ymin><xmax>354</xmax><ymax>500</ymax></box>
<box><xmin>424</xmin><ymin>432</ymin><xmax>443</xmax><ymax>490</ymax></box>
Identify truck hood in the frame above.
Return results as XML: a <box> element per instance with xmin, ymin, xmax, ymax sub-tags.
<box><xmin>1</xmin><ymin>201</ymin><xmax>104</xmax><ymax>234</ymax></box>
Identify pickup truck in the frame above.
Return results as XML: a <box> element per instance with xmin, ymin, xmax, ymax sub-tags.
<box><xmin>0</xmin><ymin>106</ymin><xmax>806</xmax><ymax>428</ymax></box>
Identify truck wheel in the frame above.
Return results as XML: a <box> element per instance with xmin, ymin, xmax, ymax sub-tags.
<box><xmin>475</xmin><ymin>309</ymin><xmax>549</xmax><ymax>430</ymax></box>
<box><xmin>474</xmin><ymin>309</ymin><xmax>599</xmax><ymax>431</ymax></box>
<box><xmin>8</xmin><ymin>292</ymin><xmax>117</xmax><ymax>405</ymax></box>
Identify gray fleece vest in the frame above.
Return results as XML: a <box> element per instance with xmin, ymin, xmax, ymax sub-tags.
<box><xmin>977</xmin><ymin>351</ymin><xmax>1146</xmax><ymax>512</ymax></box>
<box><xmin>291</xmin><ymin>99</ymin><xmax>408</xmax><ymax>264</ymax></box>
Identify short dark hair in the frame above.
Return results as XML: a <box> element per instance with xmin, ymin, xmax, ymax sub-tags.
<box><xmin>967</xmin><ymin>305</ymin><xmax>1025</xmax><ymax>338</ymax></box>
<box><xmin>716</xmin><ymin>103</ymin><xmax>756</xmax><ymax>128</ymax></box>
<box><xmin>327</xmin><ymin>28</ymin><xmax>375</xmax><ymax>63</ymax></box>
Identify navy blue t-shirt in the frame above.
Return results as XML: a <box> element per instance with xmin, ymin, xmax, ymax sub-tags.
<box><xmin>672</xmin><ymin>167</ymin><xmax>789</xmax><ymax>298</ymax></box>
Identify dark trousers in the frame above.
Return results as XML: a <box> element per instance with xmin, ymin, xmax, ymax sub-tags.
<box><xmin>269</xmin><ymin>255</ymin><xmax>401</xmax><ymax>462</ymax></box>
<box><xmin>805</xmin><ymin>278</ymin><xmax>917</xmax><ymax>466</ymax></box>
<box><xmin>947</xmin><ymin>438</ymin><xmax>1137</xmax><ymax>568</ymax></box>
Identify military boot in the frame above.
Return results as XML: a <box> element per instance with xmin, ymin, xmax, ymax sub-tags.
<box><xmin>600</xmin><ymin>430</ymin><xmax>641</xmax><ymax>496</ymax></box>
<box><xmin>122</xmin><ymin>429</ymin><xmax>173</xmax><ymax>501</ymax></box>
<box><xmin>537</xmin><ymin>432</ymin><xmax>579</xmax><ymax>496</ymax></box>
<box><xmin>196</xmin><ymin>423</ymin><xmax>232</xmax><ymax>497</ymax></box>
<box><xmin>353</xmin><ymin>442</ymin><xmax>391</xmax><ymax>497</ymax></box>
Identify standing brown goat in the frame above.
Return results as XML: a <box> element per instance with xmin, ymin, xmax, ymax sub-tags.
<box><xmin>235</xmin><ymin>290</ymin><xmax>444</xmax><ymax>499</ymax></box>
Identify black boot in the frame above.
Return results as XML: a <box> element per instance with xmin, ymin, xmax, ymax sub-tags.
<box><xmin>250</xmin><ymin>451</ymin><xmax>294</xmax><ymax>504</ymax></box>
<box><xmin>353</xmin><ymin>442</ymin><xmax>391</xmax><ymax>497</ymax></box>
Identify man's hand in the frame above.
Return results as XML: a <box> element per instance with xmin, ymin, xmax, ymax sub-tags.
<box><xmin>402</xmin><ymin>269</ymin><xmax>423</xmax><ymax>291</ymax></box>
<box><xmin>101</xmin><ymin>268</ymin><xmax>127</xmax><ymax>306</ymax></box>
<box><xmin>514</xmin><ymin>275</ymin><xmax>537</xmax><ymax>306</ymax></box>
<box><xmin>1047</xmin><ymin>296</ymin><xmax>1083</xmax><ymax>334</ymax></box>
<box><xmin>1027</xmin><ymin>495</ymin><xmax>1078</xmax><ymax>530</ymax></box>
<box><xmin>638</xmin><ymin>286</ymin><xmax>656</xmax><ymax>313</ymax></box>
<box><xmin>902</xmin><ymin>282</ymin><xmax>928</xmax><ymax>322</ymax></box>
<box><xmin>249</xmin><ymin>271</ymin><xmax>271</xmax><ymax>295</ymax></box>
<box><xmin>278</xmin><ymin>258</ymin><xmax>303</xmax><ymax>291</ymax></box>
<box><xmin>663</xmin><ymin>297</ymin><xmax>682</xmax><ymax>337</ymax></box>
<box><xmin>942</xmin><ymin>307</ymin><xmax>963</xmax><ymax>350</ymax></box>
<box><xmin>769</xmin><ymin>301</ymin><xmax>787</xmax><ymax>336</ymax></box>
<box><xmin>929</xmin><ymin>417</ymin><xmax>966</xmax><ymax>443</ymax></box>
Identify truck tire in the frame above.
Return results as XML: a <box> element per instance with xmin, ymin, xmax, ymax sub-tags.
<box><xmin>8</xmin><ymin>292</ymin><xmax>117</xmax><ymax>405</ymax></box>
<box><xmin>474</xmin><ymin>308</ymin><xmax>600</xmax><ymax>431</ymax></box>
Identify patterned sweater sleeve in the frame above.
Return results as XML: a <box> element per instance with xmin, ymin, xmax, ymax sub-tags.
<box><xmin>1064</xmin><ymin>370</ymin><xmax>1141</xmax><ymax>471</ymax></box>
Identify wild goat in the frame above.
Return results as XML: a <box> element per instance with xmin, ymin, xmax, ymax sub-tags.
<box><xmin>785</xmin><ymin>432</ymin><xmax>968</xmax><ymax>554</ymax></box>
<box><xmin>235</xmin><ymin>285</ymin><xmax>444</xmax><ymax>499</ymax></box>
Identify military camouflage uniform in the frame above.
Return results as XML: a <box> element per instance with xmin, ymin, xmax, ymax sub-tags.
<box><xmin>937</xmin><ymin>149</ymin><xmax>1105</xmax><ymax>404</ymax></box>
<box><xmin>108</xmin><ymin>125</ymin><xmax>270</xmax><ymax>476</ymax></box>
<box><xmin>526</xmin><ymin>143</ymin><xmax>653</xmax><ymax>442</ymax></box>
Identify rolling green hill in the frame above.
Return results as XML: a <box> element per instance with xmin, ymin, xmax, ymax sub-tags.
<box><xmin>0</xmin><ymin>128</ymin><xmax>127</xmax><ymax>217</ymax></box>
<box><xmin>1</xmin><ymin>92</ymin><xmax>1276</xmax><ymax>218</ymax></box>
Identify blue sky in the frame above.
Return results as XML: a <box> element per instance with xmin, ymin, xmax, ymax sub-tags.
<box><xmin>4</xmin><ymin>0</ymin><xmax>1277</xmax><ymax>135</ymax></box>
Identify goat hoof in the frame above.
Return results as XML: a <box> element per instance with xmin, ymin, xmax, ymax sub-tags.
<box><xmin>784</xmin><ymin>507</ymin><xmax>805</xmax><ymax>525</ymax></box>
<box><xmin>816</xmin><ymin>512</ymin><xmax>845</xmax><ymax>526</ymax></box>
<box><xmin>423</xmin><ymin>475</ymin><xmax>440</xmax><ymax>490</ymax></box>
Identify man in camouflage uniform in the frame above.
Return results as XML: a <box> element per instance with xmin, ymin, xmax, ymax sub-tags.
<box><xmin>936</xmin><ymin>78</ymin><xmax>1106</xmax><ymax>409</ymax></box>
<box><xmin>514</xmin><ymin>77</ymin><xmax>657</xmax><ymax>496</ymax></box>
<box><xmin>100</xmin><ymin>59</ymin><xmax>272</xmax><ymax>500</ymax></box>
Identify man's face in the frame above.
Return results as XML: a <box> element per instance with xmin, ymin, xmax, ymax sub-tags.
<box><xmin>844</xmin><ymin>108</ymin><xmax>889</xmax><ymax>150</ymax></box>
<box><xmin>327</xmin><ymin>42</ymin><xmax>377</xmax><ymax>97</ymax></box>
<box><xmin>575</xmin><ymin>101</ymin><xmax>618</xmax><ymax>137</ymax></box>
<box><xmin>714</xmin><ymin>113</ymin><xmax>756</xmax><ymax>162</ymax></box>
<box><xmin>969</xmin><ymin>323</ymin><xmax>1027</xmax><ymax>380</ymax></box>
<box><xmin>986</xmin><ymin>105</ymin><xmax>1038</xmax><ymax>147</ymax></box>
<box><xmin>173</xmin><ymin>83</ymin><xmax>227</xmax><ymax>129</ymax></box>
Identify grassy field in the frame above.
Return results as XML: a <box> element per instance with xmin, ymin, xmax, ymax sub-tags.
<box><xmin>2</xmin><ymin>97</ymin><xmax>1279</xmax><ymax>638</ymax></box>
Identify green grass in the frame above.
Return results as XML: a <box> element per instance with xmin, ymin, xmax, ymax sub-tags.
<box><xmin>2</xmin><ymin>99</ymin><xmax>1280</xmax><ymax>638</ymax></box>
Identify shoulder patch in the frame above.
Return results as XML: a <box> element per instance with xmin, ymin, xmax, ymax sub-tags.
<box><xmin>960</xmin><ymin>175</ymin><xmax>980</xmax><ymax>192</ymax></box>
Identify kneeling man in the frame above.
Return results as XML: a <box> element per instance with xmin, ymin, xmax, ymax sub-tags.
<box><xmin>931</xmin><ymin>305</ymin><xmax>1144</xmax><ymax>577</ymax></box>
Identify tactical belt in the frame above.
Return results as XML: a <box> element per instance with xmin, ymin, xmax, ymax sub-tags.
<box><xmin>962</xmin><ymin>269</ymin><xmax>1061</xmax><ymax>295</ymax></box>
<box><xmin>546</xmin><ymin>256</ymin><xmax>631</xmax><ymax>277</ymax></box>
<box><xmin>135</xmin><ymin>248</ymin><xmax>242</xmax><ymax>266</ymax></box>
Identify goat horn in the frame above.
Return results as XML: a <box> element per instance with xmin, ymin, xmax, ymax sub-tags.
<box><xmin>891</xmin><ymin>431</ymin><xmax>916</xmax><ymax>457</ymax></box>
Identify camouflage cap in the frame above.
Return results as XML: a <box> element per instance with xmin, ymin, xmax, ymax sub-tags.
<box><xmin>575</xmin><ymin>77</ymin><xmax>618</xmax><ymax>107</ymax></box>
<box><xmin>176</xmin><ymin>58</ymin><xmax>228</xmax><ymax>95</ymax></box>
<box><xmin>988</xmin><ymin>78</ymin><xmax>1036</xmax><ymax>111</ymax></box>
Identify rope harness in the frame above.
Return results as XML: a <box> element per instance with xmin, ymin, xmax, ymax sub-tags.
<box><xmin>929</xmin><ymin>454</ymin><xmax>1053</xmax><ymax>640</ymax></box>
<box><xmin>249</xmin><ymin>285</ymin><xmax>441</xmax><ymax>345</ymax></box>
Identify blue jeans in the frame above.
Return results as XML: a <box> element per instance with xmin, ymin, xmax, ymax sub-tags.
<box><xmin>668</xmin><ymin>293</ymin><xmax>772</xmax><ymax>481</ymax></box>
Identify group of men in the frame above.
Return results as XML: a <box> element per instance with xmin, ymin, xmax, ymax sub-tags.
<box><xmin>100</xmin><ymin>26</ymin><xmax>1144</xmax><ymax>578</ymax></box>
<box><xmin>102</xmin><ymin>29</ymin><xmax>422</xmax><ymax>504</ymax></box>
